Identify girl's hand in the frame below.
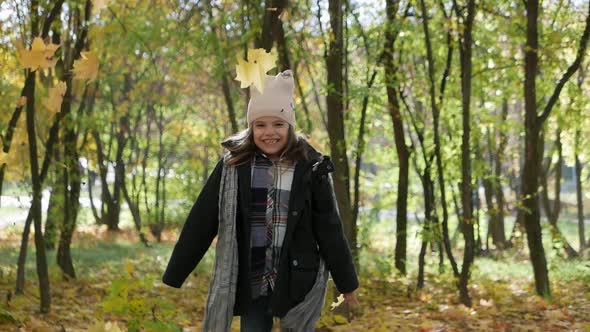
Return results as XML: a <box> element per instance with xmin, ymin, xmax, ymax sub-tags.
<box><xmin>343</xmin><ymin>292</ymin><xmax>359</xmax><ymax>306</ymax></box>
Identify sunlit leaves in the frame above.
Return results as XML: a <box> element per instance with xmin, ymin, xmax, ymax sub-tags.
<box><xmin>92</xmin><ymin>0</ymin><xmax>112</xmax><ymax>14</ymax></box>
<box><xmin>235</xmin><ymin>48</ymin><xmax>277</xmax><ymax>93</ymax></box>
<box><xmin>87</xmin><ymin>320</ymin><xmax>123</xmax><ymax>332</ymax></box>
<box><xmin>0</xmin><ymin>149</ymin><xmax>9</xmax><ymax>164</ymax></box>
<box><xmin>16</xmin><ymin>37</ymin><xmax>60</xmax><ymax>71</ymax></box>
<box><xmin>73</xmin><ymin>52</ymin><xmax>99</xmax><ymax>81</ymax></box>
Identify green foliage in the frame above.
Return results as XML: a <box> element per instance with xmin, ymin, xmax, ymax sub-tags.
<box><xmin>0</xmin><ymin>307</ymin><xmax>19</xmax><ymax>324</ymax></box>
<box><xmin>101</xmin><ymin>262</ymin><xmax>180</xmax><ymax>332</ymax></box>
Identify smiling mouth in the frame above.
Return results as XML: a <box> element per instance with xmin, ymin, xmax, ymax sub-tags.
<box><xmin>263</xmin><ymin>139</ymin><xmax>279</xmax><ymax>145</ymax></box>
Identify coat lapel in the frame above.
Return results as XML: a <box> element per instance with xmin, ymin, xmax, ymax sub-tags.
<box><xmin>282</xmin><ymin>159</ymin><xmax>308</xmax><ymax>250</ymax></box>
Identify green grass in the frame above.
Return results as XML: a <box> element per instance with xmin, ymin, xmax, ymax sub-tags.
<box><xmin>357</xmin><ymin>208</ymin><xmax>589</xmax><ymax>286</ymax></box>
<box><xmin>0</xmin><ymin>235</ymin><xmax>218</xmax><ymax>282</ymax></box>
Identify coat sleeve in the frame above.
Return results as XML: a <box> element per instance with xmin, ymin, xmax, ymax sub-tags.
<box><xmin>162</xmin><ymin>159</ymin><xmax>224</xmax><ymax>288</ymax></box>
<box><xmin>311</xmin><ymin>169</ymin><xmax>359</xmax><ymax>294</ymax></box>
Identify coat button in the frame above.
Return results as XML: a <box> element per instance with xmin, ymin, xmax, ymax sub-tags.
<box><xmin>292</xmin><ymin>260</ymin><xmax>298</xmax><ymax>266</ymax></box>
<box><xmin>291</xmin><ymin>211</ymin><xmax>298</xmax><ymax>216</ymax></box>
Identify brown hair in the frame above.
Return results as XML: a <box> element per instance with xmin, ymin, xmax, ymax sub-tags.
<box><xmin>221</xmin><ymin>125</ymin><xmax>309</xmax><ymax>166</ymax></box>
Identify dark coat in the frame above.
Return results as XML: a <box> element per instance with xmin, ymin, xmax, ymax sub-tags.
<box><xmin>162</xmin><ymin>143</ymin><xmax>359</xmax><ymax>317</ymax></box>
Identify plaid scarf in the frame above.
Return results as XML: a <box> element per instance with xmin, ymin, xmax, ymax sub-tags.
<box><xmin>249</xmin><ymin>152</ymin><xmax>295</xmax><ymax>299</ymax></box>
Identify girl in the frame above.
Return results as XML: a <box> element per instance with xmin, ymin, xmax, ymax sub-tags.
<box><xmin>162</xmin><ymin>70</ymin><xmax>359</xmax><ymax>332</ymax></box>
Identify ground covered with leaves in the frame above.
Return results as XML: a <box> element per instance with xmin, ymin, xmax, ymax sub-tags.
<box><xmin>0</xmin><ymin>226</ymin><xmax>589</xmax><ymax>331</ymax></box>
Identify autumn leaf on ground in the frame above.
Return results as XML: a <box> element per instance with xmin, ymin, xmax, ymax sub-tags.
<box><xmin>124</xmin><ymin>261</ymin><xmax>135</xmax><ymax>275</ymax></box>
<box><xmin>42</xmin><ymin>81</ymin><xmax>67</xmax><ymax>114</ymax></box>
<box><xmin>17</xmin><ymin>37</ymin><xmax>60</xmax><ymax>71</ymax></box>
<box><xmin>333</xmin><ymin>314</ymin><xmax>348</xmax><ymax>325</ymax></box>
<box><xmin>88</xmin><ymin>320</ymin><xmax>123</xmax><ymax>332</ymax></box>
<box><xmin>73</xmin><ymin>52</ymin><xmax>99</xmax><ymax>81</ymax></box>
<box><xmin>25</xmin><ymin>316</ymin><xmax>53</xmax><ymax>332</ymax></box>
<box><xmin>235</xmin><ymin>48</ymin><xmax>277</xmax><ymax>93</ymax></box>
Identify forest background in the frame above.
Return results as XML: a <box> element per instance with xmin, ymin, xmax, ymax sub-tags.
<box><xmin>1</xmin><ymin>0</ymin><xmax>590</xmax><ymax>331</ymax></box>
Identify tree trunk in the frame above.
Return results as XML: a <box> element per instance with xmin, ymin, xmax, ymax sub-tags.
<box><xmin>14</xmin><ymin>1</ymin><xmax>66</xmax><ymax>307</ymax></box>
<box><xmin>521</xmin><ymin>0</ymin><xmax>589</xmax><ymax>294</ymax></box>
<box><xmin>24</xmin><ymin>54</ymin><xmax>51</xmax><ymax>314</ymax></box>
<box><xmin>575</xmin><ymin>69</ymin><xmax>586</xmax><ymax>253</ymax></box>
<box><xmin>121</xmin><ymin>177</ymin><xmax>149</xmax><ymax>246</ymax></box>
<box><xmin>575</xmin><ymin>141</ymin><xmax>585</xmax><ymax>252</ymax></box>
<box><xmin>15</xmin><ymin>211</ymin><xmax>33</xmax><ymax>295</ymax></box>
<box><xmin>417</xmin><ymin>168</ymin><xmax>435</xmax><ymax>289</ymax></box>
<box><xmin>152</xmin><ymin>108</ymin><xmax>166</xmax><ymax>241</ymax></box>
<box><xmin>326</xmin><ymin>0</ymin><xmax>357</xmax><ymax>261</ymax></box>
<box><xmin>523</xmin><ymin>0</ymin><xmax>550</xmax><ymax>298</ymax></box>
<box><xmin>525</xmin><ymin>0</ymin><xmax>589</xmax><ymax>290</ymax></box>
<box><xmin>206</xmin><ymin>3</ymin><xmax>238</xmax><ymax>133</ymax></box>
<box><xmin>384</xmin><ymin>0</ymin><xmax>410</xmax><ymax>275</ymax></box>
<box><xmin>456</xmin><ymin>0</ymin><xmax>476</xmax><ymax>307</ymax></box>
<box><xmin>275</xmin><ymin>7</ymin><xmax>314</xmax><ymax>133</ymax></box>
<box><xmin>258</xmin><ymin>0</ymin><xmax>288</xmax><ymax>51</ymax></box>
<box><xmin>58</xmin><ymin>93</ymin><xmax>83</xmax><ymax>279</ymax></box>
<box><xmin>56</xmin><ymin>0</ymin><xmax>92</xmax><ymax>279</ymax></box>
<box><xmin>540</xmin><ymin>129</ymin><xmax>578</xmax><ymax>258</ymax></box>
<box><xmin>492</xmin><ymin>99</ymin><xmax>509</xmax><ymax>248</ymax></box>
<box><xmin>419</xmin><ymin>0</ymin><xmax>459</xmax><ymax>278</ymax></box>
<box><xmin>44</xmin><ymin>169</ymin><xmax>64</xmax><ymax>250</ymax></box>
<box><xmin>110</xmin><ymin>116</ymin><xmax>128</xmax><ymax>230</ymax></box>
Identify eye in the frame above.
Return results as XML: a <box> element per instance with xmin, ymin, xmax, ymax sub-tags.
<box><xmin>274</xmin><ymin>122</ymin><xmax>286</xmax><ymax>127</ymax></box>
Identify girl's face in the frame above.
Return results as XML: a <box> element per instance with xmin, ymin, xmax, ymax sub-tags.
<box><xmin>252</xmin><ymin>116</ymin><xmax>290</xmax><ymax>159</ymax></box>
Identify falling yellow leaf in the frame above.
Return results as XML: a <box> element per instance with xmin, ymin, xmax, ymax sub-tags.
<box><xmin>73</xmin><ymin>51</ymin><xmax>99</xmax><ymax>81</ymax></box>
<box><xmin>17</xmin><ymin>37</ymin><xmax>60</xmax><ymax>71</ymax></box>
<box><xmin>42</xmin><ymin>81</ymin><xmax>67</xmax><ymax>114</ymax></box>
<box><xmin>279</xmin><ymin>9</ymin><xmax>290</xmax><ymax>21</ymax></box>
<box><xmin>92</xmin><ymin>0</ymin><xmax>112</xmax><ymax>13</ymax></box>
<box><xmin>235</xmin><ymin>56</ymin><xmax>256</xmax><ymax>88</ymax></box>
<box><xmin>235</xmin><ymin>48</ymin><xmax>277</xmax><ymax>93</ymax></box>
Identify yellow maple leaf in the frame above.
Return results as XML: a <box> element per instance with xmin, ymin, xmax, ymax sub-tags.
<box><xmin>17</xmin><ymin>37</ymin><xmax>60</xmax><ymax>71</ymax></box>
<box><xmin>73</xmin><ymin>51</ymin><xmax>99</xmax><ymax>81</ymax></box>
<box><xmin>279</xmin><ymin>9</ymin><xmax>290</xmax><ymax>21</ymax></box>
<box><xmin>42</xmin><ymin>81</ymin><xmax>67</xmax><ymax>114</ymax></box>
<box><xmin>235</xmin><ymin>56</ymin><xmax>256</xmax><ymax>89</ymax></box>
<box><xmin>235</xmin><ymin>48</ymin><xmax>277</xmax><ymax>93</ymax></box>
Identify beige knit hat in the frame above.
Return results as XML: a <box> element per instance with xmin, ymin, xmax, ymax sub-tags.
<box><xmin>247</xmin><ymin>70</ymin><xmax>295</xmax><ymax>128</ymax></box>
